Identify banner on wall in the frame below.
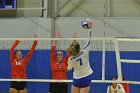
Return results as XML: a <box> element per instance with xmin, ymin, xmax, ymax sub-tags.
<box><xmin>0</xmin><ymin>0</ymin><xmax>16</xmax><ymax>9</ymax></box>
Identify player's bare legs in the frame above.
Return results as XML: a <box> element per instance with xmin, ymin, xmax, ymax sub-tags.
<box><xmin>19</xmin><ymin>89</ymin><xmax>27</xmax><ymax>93</ymax></box>
<box><xmin>71</xmin><ymin>85</ymin><xmax>80</xmax><ymax>93</ymax></box>
<box><xmin>10</xmin><ymin>88</ymin><xmax>18</xmax><ymax>93</ymax></box>
<box><xmin>80</xmin><ymin>86</ymin><xmax>90</xmax><ymax>93</ymax></box>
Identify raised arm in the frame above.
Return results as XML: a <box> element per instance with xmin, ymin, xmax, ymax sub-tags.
<box><xmin>10</xmin><ymin>40</ymin><xmax>20</xmax><ymax>63</ymax></box>
<box><xmin>23</xmin><ymin>34</ymin><xmax>38</xmax><ymax>64</ymax></box>
<box><xmin>63</xmin><ymin>54</ymin><xmax>70</xmax><ymax>63</ymax></box>
<box><xmin>50</xmin><ymin>45</ymin><xmax>56</xmax><ymax>64</ymax></box>
<box><xmin>83</xmin><ymin>19</ymin><xmax>93</xmax><ymax>51</ymax></box>
<box><xmin>72</xmin><ymin>32</ymin><xmax>78</xmax><ymax>44</ymax></box>
<box><xmin>50</xmin><ymin>33</ymin><xmax>61</xmax><ymax>62</ymax></box>
<box><xmin>67</xmin><ymin>58</ymin><xmax>73</xmax><ymax>71</ymax></box>
<box><xmin>83</xmin><ymin>30</ymin><xmax>92</xmax><ymax>51</ymax></box>
<box><xmin>50</xmin><ymin>33</ymin><xmax>61</xmax><ymax>71</ymax></box>
<box><xmin>52</xmin><ymin>33</ymin><xmax>61</xmax><ymax>46</ymax></box>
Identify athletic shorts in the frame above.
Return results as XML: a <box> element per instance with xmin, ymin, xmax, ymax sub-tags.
<box><xmin>73</xmin><ymin>74</ymin><xmax>92</xmax><ymax>88</ymax></box>
<box><xmin>10</xmin><ymin>81</ymin><xmax>27</xmax><ymax>91</ymax></box>
<box><xmin>49</xmin><ymin>83</ymin><xmax>68</xmax><ymax>93</ymax></box>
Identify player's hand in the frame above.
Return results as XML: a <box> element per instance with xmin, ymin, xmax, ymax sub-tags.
<box><xmin>34</xmin><ymin>33</ymin><xmax>37</xmax><ymax>38</ymax></box>
<box><xmin>16</xmin><ymin>40</ymin><xmax>21</xmax><ymax>42</ymax></box>
<box><xmin>34</xmin><ymin>33</ymin><xmax>38</xmax><ymax>41</ymax></box>
<box><xmin>88</xmin><ymin>20</ymin><xmax>93</xmax><ymax>29</ymax></box>
<box><xmin>72</xmin><ymin>32</ymin><xmax>78</xmax><ymax>38</ymax></box>
<box><xmin>55</xmin><ymin>33</ymin><xmax>61</xmax><ymax>38</ymax></box>
<box><xmin>52</xmin><ymin>33</ymin><xmax>61</xmax><ymax>46</ymax></box>
<box><xmin>72</xmin><ymin>32</ymin><xmax>78</xmax><ymax>42</ymax></box>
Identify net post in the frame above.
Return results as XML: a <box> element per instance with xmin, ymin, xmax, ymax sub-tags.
<box><xmin>113</xmin><ymin>38</ymin><xmax>122</xmax><ymax>81</ymax></box>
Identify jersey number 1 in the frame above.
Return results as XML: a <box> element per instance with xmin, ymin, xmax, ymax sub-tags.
<box><xmin>76</xmin><ymin>58</ymin><xmax>83</xmax><ymax>66</ymax></box>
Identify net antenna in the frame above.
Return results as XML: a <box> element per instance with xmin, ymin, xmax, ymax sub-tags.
<box><xmin>102</xmin><ymin>0</ymin><xmax>106</xmax><ymax>81</ymax></box>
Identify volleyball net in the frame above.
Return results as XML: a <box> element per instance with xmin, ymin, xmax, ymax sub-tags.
<box><xmin>0</xmin><ymin>37</ymin><xmax>140</xmax><ymax>92</ymax></box>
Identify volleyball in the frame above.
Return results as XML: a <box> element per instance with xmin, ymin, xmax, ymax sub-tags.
<box><xmin>81</xmin><ymin>18</ymin><xmax>90</xmax><ymax>29</ymax></box>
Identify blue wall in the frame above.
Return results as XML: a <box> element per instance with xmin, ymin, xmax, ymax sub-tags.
<box><xmin>0</xmin><ymin>50</ymin><xmax>140</xmax><ymax>93</ymax></box>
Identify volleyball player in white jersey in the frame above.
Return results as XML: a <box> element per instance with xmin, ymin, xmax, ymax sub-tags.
<box><xmin>67</xmin><ymin>20</ymin><xmax>93</xmax><ymax>93</ymax></box>
<box><xmin>107</xmin><ymin>77</ymin><xmax>126</xmax><ymax>93</ymax></box>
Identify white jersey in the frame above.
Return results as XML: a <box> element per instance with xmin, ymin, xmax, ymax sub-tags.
<box><xmin>107</xmin><ymin>84</ymin><xmax>126</xmax><ymax>93</ymax></box>
<box><xmin>67</xmin><ymin>31</ymin><xmax>93</xmax><ymax>79</ymax></box>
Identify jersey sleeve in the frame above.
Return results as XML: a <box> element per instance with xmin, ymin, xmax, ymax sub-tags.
<box><xmin>10</xmin><ymin>40</ymin><xmax>20</xmax><ymax>64</ymax></box>
<box><xmin>82</xmin><ymin>30</ymin><xmax>92</xmax><ymax>52</ymax></box>
<box><xmin>23</xmin><ymin>40</ymin><xmax>38</xmax><ymax>64</ymax></box>
<box><xmin>63</xmin><ymin>54</ymin><xmax>70</xmax><ymax>64</ymax></box>
<box><xmin>50</xmin><ymin>45</ymin><xmax>56</xmax><ymax>67</ymax></box>
<box><xmin>67</xmin><ymin>57</ymin><xmax>72</xmax><ymax>70</ymax></box>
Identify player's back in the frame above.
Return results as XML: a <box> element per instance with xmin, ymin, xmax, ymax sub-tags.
<box><xmin>67</xmin><ymin>30</ymin><xmax>93</xmax><ymax>79</ymax></box>
<box><xmin>69</xmin><ymin>50</ymin><xmax>93</xmax><ymax>79</ymax></box>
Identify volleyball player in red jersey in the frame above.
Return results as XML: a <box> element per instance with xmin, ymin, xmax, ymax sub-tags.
<box><xmin>49</xmin><ymin>33</ymin><xmax>77</xmax><ymax>93</ymax></box>
<box><xmin>121</xmin><ymin>75</ymin><xmax>130</xmax><ymax>93</ymax></box>
<box><xmin>122</xmin><ymin>83</ymin><xmax>129</xmax><ymax>93</ymax></box>
<box><xmin>10</xmin><ymin>34</ymin><xmax>38</xmax><ymax>93</ymax></box>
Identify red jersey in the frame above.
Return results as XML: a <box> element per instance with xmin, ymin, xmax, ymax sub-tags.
<box><xmin>122</xmin><ymin>83</ymin><xmax>130</xmax><ymax>93</ymax></box>
<box><xmin>50</xmin><ymin>46</ymin><xmax>69</xmax><ymax>80</ymax></box>
<box><xmin>10</xmin><ymin>40</ymin><xmax>37</xmax><ymax>79</ymax></box>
